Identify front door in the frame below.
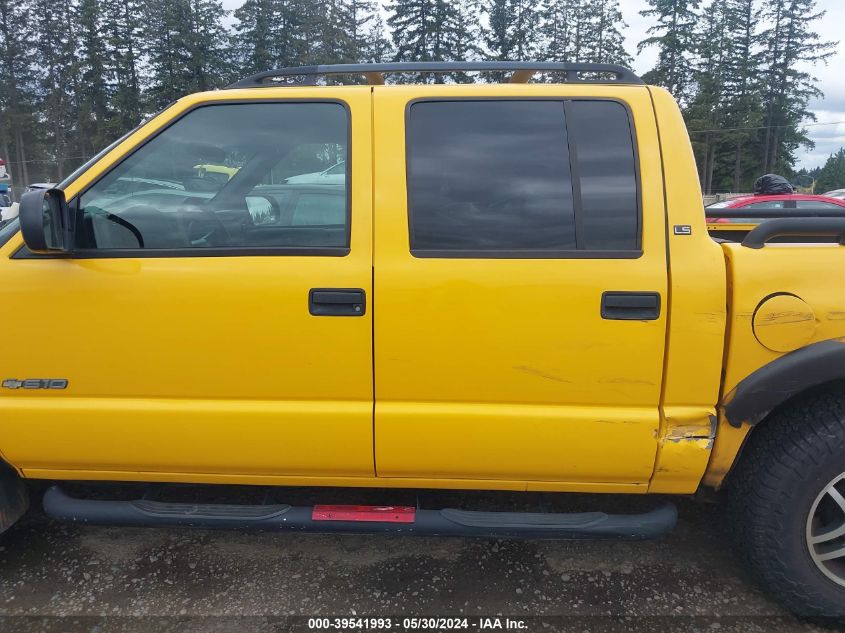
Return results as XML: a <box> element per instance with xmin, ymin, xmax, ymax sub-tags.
<box><xmin>373</xmin><ymin>85</ymin><xmax>668</xmax><ymax>486</ymax></box>
<box><xmin>0</xmin><ymin>89</ymin><xmax>374</xmax><ymax>479</ymax></box>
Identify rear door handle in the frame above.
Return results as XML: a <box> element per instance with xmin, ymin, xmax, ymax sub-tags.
<box><xmin>601</xmin><ymin>291</ymin><xmax>661</xmax><ymax>321</ymax></box>
<box><xmin>309</xmin><ymin>288</ymin><xmax>366</xmax><ymax>316</ymax></box>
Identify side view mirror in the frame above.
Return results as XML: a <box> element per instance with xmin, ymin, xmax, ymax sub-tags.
<box><xmin>19</xmin><ymin>188</ymin><xmax>70</xmax><ymax>253</ymax></box>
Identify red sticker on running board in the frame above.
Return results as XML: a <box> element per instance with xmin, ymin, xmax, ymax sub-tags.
<box><xmin>311</xmin><ymin>505</ymin><xmax>416</xmax><ymax>523</ymax></box>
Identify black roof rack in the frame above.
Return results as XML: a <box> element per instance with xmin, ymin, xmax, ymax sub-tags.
<box><xmin>226</xmin><ymin>62</ymin><xmax>644</xmax><ymax>89</ymax></box>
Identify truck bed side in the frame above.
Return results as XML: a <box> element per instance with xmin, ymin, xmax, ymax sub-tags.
<box><xmin>704</xmin><ymin>241</ymin><xmax>845</xmax><ymax>486</ymax></box>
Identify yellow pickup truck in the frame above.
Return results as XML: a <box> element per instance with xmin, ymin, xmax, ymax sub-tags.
<box><xmin>1</xmin><ymin>62</ymin><xmax>844</xmax><ymax>619</ymax></box>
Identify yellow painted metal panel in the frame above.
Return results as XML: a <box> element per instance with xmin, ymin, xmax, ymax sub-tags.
<box><xmin>721</xmin><ymin>243</ymin><xmax>845</xmax><ymax>398</ymax></box>
<box><xmin>372</xmin><ymin>84</ymin><xmax>668</xmax><ymax>484</ymax></box>
<box><xmin>646</xmin><ymin>87</ymin><xmax>726</xmax><ymax>492</ymax></box>
<box><xmin>701</xmin><ymin>415</ymin><xmax>752</xmax><ymax>489</ymax></box>
<box><xmin>0</xmin><ymin>88</ymin><xmax>375</xmax><ymax>477</ymax></box>
<box><xmin>702</xmin><ymin>242</ymin><xmax>845</xmax><ymax>487</ymax></box>
<box><xmin>0</xmin><ymin>82</ymin><xmax>747</xmax><ymax>495</ymax></box>
<box><xmin>2</xmin><ymin>397</ymin><xmax>372</xmax><ymax>475</ymax></box>
<box><xmin>23</xmin><ymin>467</ymin><xmax>648</xmax><ymax>494</ymax></box>
<box><xmin>377</xmin><ymin>402</ymin><xmax>659</xmax><ymax>482</ymax></box>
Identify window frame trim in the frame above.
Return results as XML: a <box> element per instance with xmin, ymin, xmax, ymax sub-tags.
<box><xmin>403</xmin><ymin>96</ymin><xmax>643</xmax><ymax>260</ymax></box>
<box><xmin>19</xmin><ymin>98</ymin><xmax>354</xmax><ymax>260</ymax></box>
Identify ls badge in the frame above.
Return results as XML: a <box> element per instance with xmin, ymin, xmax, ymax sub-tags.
<box><xmin>2</xmin><ymin>379</ymin><xmax>68</xmax><ymax>390</ymax></box>
<box><xmin>673</xmin><ymin>225</ymin><xmax>692</xmax><ymax>235</ymax></box>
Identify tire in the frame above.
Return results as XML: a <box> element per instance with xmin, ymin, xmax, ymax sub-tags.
<box><xmin>728</xmin><ymin>387</ymin><xmax>845</xmax><ymax>622</ymax></box>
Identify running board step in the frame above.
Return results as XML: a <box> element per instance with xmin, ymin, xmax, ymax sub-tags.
<box><xmin>43</xmin><ymin>486</ymin><xmax>677</xmax><ymax>540</ymax></box>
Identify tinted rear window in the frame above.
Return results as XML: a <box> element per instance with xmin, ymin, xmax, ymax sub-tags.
<box><xmin>406</xmin><ymin>99</ymin><xmax>639</xmax><ymax>257</ymax></box>
<box><xmin>567</xmin><ymin>100</ymin><xmax>638</xmax><ymax>250</ymax></box>
<box><xmin>408</xmin><ymin>100</ymin><xmax>575</xmax><ymax>253</ymax></box>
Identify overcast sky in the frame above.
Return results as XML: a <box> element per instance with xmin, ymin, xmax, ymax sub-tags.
<box><xmin>222</xmin><ymin>0</ymin><xmax>843</xmax><ymax>170</ymax></box>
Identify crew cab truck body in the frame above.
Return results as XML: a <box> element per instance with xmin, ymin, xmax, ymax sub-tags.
<box><xmin>0</xmin><ymin>63</ymin><xmax>843</xmax><ymax>619</ymax></box>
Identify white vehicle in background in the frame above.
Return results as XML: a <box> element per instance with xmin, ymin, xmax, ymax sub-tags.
<box><xmin>823</xmin><ymin>188</ymin><xmax>845</xmax><ymax>200</ymax></box>
<box><xmin>25</xmin><ymin>182</ymin><xmax>57</xmax><ymax>193</ymax></box>
<box><xmin>0</xmin><ymin>190</ymin><xmax>11</xmax><ymax>212</ymax></box>
<box><xmin>284</xmin><ymin>160</ymin><xmax>346</xmax><ymax>184</ymax></box>
<box><xmin>0</xmin><ymin>194</ymin><xmax>15</xmax><ymax>226</ymax></box>
<box><xmin>0</xmin><ymin>179</ymin><xmax>13</xmax><ymax>225</ymax></box>
<box><xmin>2</xmin><ymin>183</ymin><xmax>58</xmax><ymax>225</ymax></box>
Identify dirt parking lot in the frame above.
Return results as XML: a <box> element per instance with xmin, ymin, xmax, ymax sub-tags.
<box><xmin>0</xmin><ymin>485</ymin><xmax>836</xmax><ymax>633</ymax></box>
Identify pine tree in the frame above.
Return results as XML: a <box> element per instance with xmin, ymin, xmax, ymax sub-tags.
<box><xmin>349</xmin><ymin>0</ymin><xmax>380</xmax><ymax>62</ymax></box>
<box><xmin>0</xmin><ymin>0</ymin><xmax>37</xmax><ymax>189</ymax></box>
<box><xmin>564</xmin><ymin>0</ymin><xmax>593</xmax><ymax>61</ymax></box>
<box><xmin>232</xmin><ymin>0</ymin><xmax>274</xmax><ymax>73</ymax></box>
<box><xmin>144</xmin><ymin>0</ymin><xmax>230</xmax><ymax>109</ymax></box>
<box><xmin>637</xmin><ymin>0</ymin><xmax>701</xmax><ymax>102</ymax></box>
<box><xmin>719</xmin><ymin>0</ymin><xmax>765</xmax><ymax>191</ymax></box>
<box><xmin>539</xmin><ymin>0</ymin><xmax>629</xmax><ymax>66</ymax></box>
<box><xmin>814</xmin><ymin>148</ymin><xmax>845</xmax><ymax>193</ymax></box>
<box><xmin>758</xmin><ymin>0</ymin><xmax>835</xmax><ymax>174</ymax></box>
<box><xmin>386</xmin><ymin>0</ymin><xmax>480</xmax><ymax>82</ymax></box>
<box><xmin>587</xmin><ymin>0</ymin><xmax>631</xmax><ymax>65</ymax></box>
<box><xmin>77</xmin><ymin>0</ymin><xmax>113</xmax><ymax>158</ymax></box>
<box><xmin>305</xmin><ymin>0</ymin><xmax>356</xmax><ymax>66</ymax></box>
<box><xmin>232</xmin><ymin>0</ymin><xmax>309</xmax><ymax>74</ymax></box>
<box><xmin>187</xmin><ymin>0</ymin><xmax>232</xmax><ymax>87</ymax></box>
<box><xmin>483</xmin><ymin>0</ymin><xmax>539</xmax><ymax>62</ymax></box>
<box><xmin>685</xmin><ymin>0</ymin><xmax>732</xmax><ymax>194</ymax></box>
<box><xmin>103</xmin><ymin>0</ymin><xmax>144</xmax><ymax>135</ymax></box>
<box><xmin>539</xmin><ymin>0</ymin><xmax>574</xmax><ymax>63</ymax></box>
<box><xmin>31</xmin><ymin>0</ymin><xmax>79</xmax><ymax>180</ymax></box>
<box><xmin>360</xmin><ymin>13</ymin><xmax>394</xmax><ymax>62</ymax></box>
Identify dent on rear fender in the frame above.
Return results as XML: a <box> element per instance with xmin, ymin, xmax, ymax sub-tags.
<box><xmin>649</xmin><ymin>409</ymin><xmax>716</xmax><ymax>494</ymax></box>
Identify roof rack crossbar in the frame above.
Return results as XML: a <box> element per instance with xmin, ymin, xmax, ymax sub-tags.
<box><xmin>225</xmin><ymin>62</ymin><xmax>644</xmax><ymax>89</ymax></box>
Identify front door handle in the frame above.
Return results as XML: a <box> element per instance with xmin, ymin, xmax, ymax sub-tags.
<box><xmin>309</xmin><ymin>288</ymin><xmax>366</xmax><ymax>316</ymax></box>
<box><xmin>601</xmin><ymin>291</ymin><xmax>661</xmax><ymax>321</ymax></box>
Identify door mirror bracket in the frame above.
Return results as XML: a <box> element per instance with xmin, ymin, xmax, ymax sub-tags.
<box><xmin>19</xmin><ymin>188</ymin><xmax>71</xmax><ymax>253</ymax></box>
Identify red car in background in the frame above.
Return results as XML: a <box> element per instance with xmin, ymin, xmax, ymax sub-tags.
<box><xmin>706</xmin><ymin>193</ymin><xmax>845</xmax><ymax>222</ymax></box>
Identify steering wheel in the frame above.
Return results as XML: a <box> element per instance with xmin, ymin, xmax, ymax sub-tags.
<box><xmin>87</xmin><ymin>206</ymin><xmax>145</xmax><ymax>248</ymax></box>
<box><xmin>178</xmin><ymin>203</ymin><xmax>229</xmax><ymax>247</ymax></box>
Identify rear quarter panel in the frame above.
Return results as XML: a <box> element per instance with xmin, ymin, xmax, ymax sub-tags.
<box><xmin>721</xmin><ymin>244</ymin><xmax>845</xmax><ymax>399</ymax></box>
<box><xmin>704</xmin><ymin>242</ymin><xmax>845</xmax><ymax>486</ymax></box>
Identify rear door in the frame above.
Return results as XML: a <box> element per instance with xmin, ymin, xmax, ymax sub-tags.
<box><xmin>0</xmin><ymin>89</ymin><xmax>374</xmax><ymax>479</ymax></box>
<box><xmin>373</xmin><ymin>85</ymin><xmax>668</xmax><ymax>486</ymax></box>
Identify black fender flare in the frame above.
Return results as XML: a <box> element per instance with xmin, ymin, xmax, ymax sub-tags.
<box><xmin>722</xmin><ymin>338</ymin><xmax>845</xmax><ymax>428</ymax></box>
<box><xmin>0</xmin><ymin>459</ymin><xmax>28</xmax><ymax>535</ymax></box>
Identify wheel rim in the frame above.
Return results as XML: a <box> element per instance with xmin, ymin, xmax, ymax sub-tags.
<box><xmin>806</xmin><ymin>472</ymin><xmax>845</xmax><ymax>588</ymax></box>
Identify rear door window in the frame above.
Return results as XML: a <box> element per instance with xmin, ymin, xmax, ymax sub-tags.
<box><xmin>566</xmin><ymin>101</ymin><xmax>639</xmax><ymax>250</ymax></box>
<box><xmin>406</xmin><ymin>99</ymin><xmax>639</xmax><ymax>257</ymax></box>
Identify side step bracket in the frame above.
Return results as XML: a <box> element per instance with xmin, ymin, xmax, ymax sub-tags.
<box><xmin>43</xmin><ymin>486</ymin><xmax>677</xmax><ymax>540</ymax></box>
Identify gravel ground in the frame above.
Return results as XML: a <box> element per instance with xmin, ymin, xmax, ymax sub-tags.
<box><xmin>0</xmin><ymin>485</ymin><xmax>838</xmax><ymax>633</ymax></box>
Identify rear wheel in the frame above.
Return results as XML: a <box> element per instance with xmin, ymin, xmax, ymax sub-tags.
<box><xmin>729</xmin><ymin>388</ymin><xmax>845</xmax><ymax>621</ymax></box>
<box><xmin>807</xmin><ymin>472</ymin><xmax>845</xmax><ymax>590</ymax></box>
